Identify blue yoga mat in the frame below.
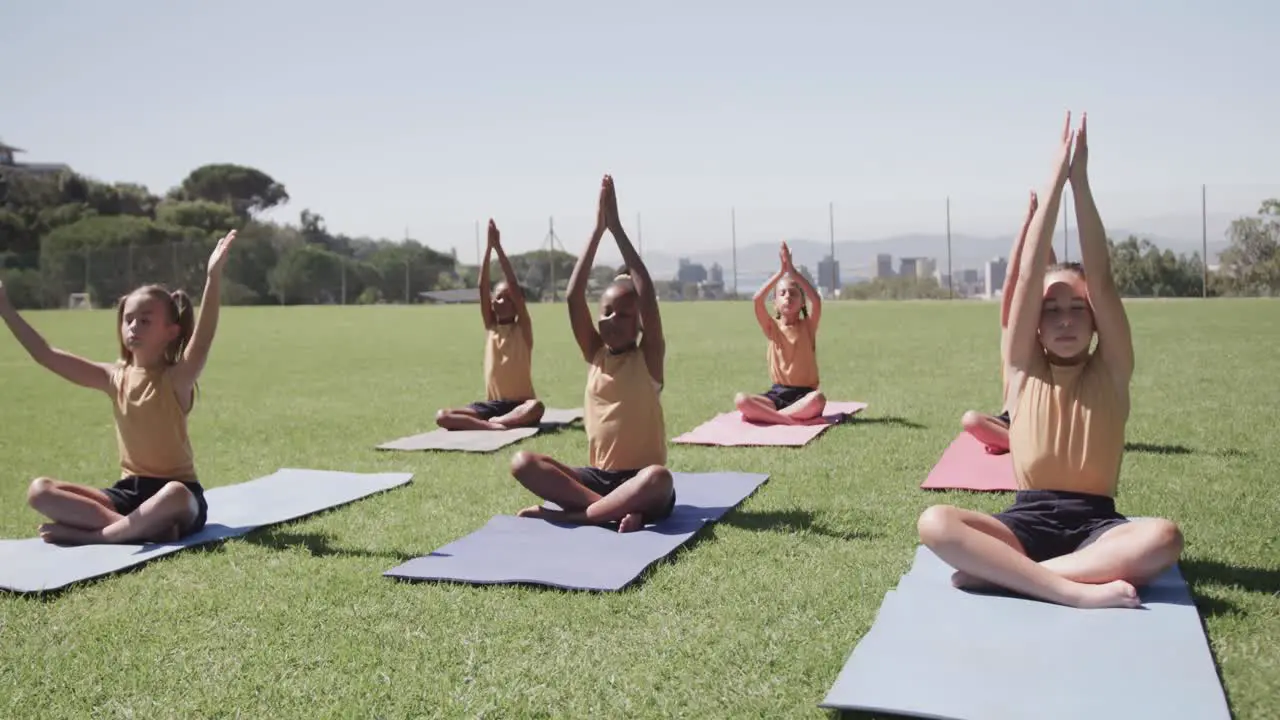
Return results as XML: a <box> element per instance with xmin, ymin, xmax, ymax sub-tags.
<box><xmin>384</xmin><ymin>471</ymin><xmax>769</xmax><ymax>591</ymax></box>
<box><xmin>0</xmin><ymin>468</ymin><xmax>414</xmax><ymax>594</ymax></box>
<box><xmin>820</xmin><ymin>546</ymin><xmax>1230</xmax><ymax>720</ymax></box>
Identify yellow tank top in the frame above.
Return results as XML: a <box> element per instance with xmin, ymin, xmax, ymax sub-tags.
<box><xmin>583</xmin><ymin>346</ymin><xmax>667</xmax><ymax>472</ymax></box>
<box><xmin>1009</xmin><ymin>353</ymin><xmax>1128</xmax><ymax>497</ymax></box>
<box><xmin>111</xmin><ymin>364</ymin><xmax>197</xmax><ymax>482</ymax></box>
<box><xmin>767</xmin><ymin>317</ymin><xmax>820</xmax><ymax>388</ymax></box>
<box><xmin>484</xmin><ymin>322</ymin><xmax>535</xmax><ymax>402</ymax></box>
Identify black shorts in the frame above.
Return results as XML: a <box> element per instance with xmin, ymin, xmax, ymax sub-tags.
<box><xmin>572</xmin><ymin>466</ymin><xmax>677</xmax><ymax>523</ymax></box>
<box><xmin>467</xmin><ymin>399</ymin><xmax>522</xmax><ymax>420</ymax></box>
<box><xmin>994</xmin><ymin>410</ymin><xmax>1011</xmax><ymax>427</ymax></box>
<box><xmin>994</xmin><ymin>490</ymin><xmax>1129</xmax><ymax>563</ymax></box>
<box><xmin>763</xmin><ymin>384</ymin><xmax>815</xmax><ymax>410</ymax></box>
<box><xmin>102</xmin><ymin>475</ymin><xmax>209</xmax><ymax>534</ymax></box>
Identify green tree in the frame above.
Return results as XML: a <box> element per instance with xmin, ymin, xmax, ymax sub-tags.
<box><xmin>156</xmin><ymin>200</ymin><xmax>240</xmax><ymax>235</ymax></box>
<box><xmin>269</xmin><ymin>244</ymin><xmax>345</xmax><ymax>305</ymax></box>
<box><xmin>39</xmin><ymin>215</ymin><xmax>209</xmax><ymax>307</ymax></box>
<box><xmin>1218</xmin><ymin>199</ymin><xmax>1280</xmax><ymax>296</ymax></box>
<box><xmin>847</xmin><ymin>275</ymin><xmax>949</xmax><ymax>300</ymax></box>
<box><xmin>171</xmin><ymin>164</ymin><xmax>289</xmax><ymax>220</ymax></box>
<box><xmin>1107</xmin><ymin>235</ymin><xmax>1204</xmax><ymax>297</ymax></box>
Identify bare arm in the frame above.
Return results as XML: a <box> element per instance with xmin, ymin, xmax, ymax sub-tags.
<box><xmin>753</xmin><ymin>270</ymin><xmax>784</xmax><ymax>335</ymax></box>
<box><xmin>1070</xmin><ymin>115</ymin><xmax>1133</xmax><ymax>384</ymax></box>
<box><xmin>173</xmin><ymin>230</ymin><xmax>237</xmax><ymax>392</ymax></box>
<box><xmin>567</xmin><ymin>226</ymin><xmax>606</xmax><ymax>363</ymax></box>
<box><xmin>0</xmin><ymin>284</ymin><xmax>113</xmax><ymax>393</ymax></box>
<box><xmin>478</xmin><ymin>237</ymin><xmax>496</xmax><ymax>331</ymax></box>
<box><xmin>1001</xmin><ymin>191</ymin><xmax>1039</xmax><ymax>330</ymax></box>
<box><xmin>491</xmin><ymin>229</ymin><xmax>531</xmax><ymax>347</ymax></box>
<box><xmin>602</xmin><ymin>176</ymin><xmax>664</xmax><ymax>385</ymax></box>
<box><xmin>787</xmin><ymin>259</ymin><xmax>823</xmax><ymax>330</ymax></box>
<box><xmin>1007</xmin><ymin>115</ymin><xmax>1075</xmax><ymax>381</ymax></box>
<box><xmin>609</xmin><ymin>223</ymin><xmax>664</xmax><ymax>385</ymax></box>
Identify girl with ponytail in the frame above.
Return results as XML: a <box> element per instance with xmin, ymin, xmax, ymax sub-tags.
<box><xmin>0</xmin><ymin>229</ymin><xmax>238</xmax><ymax>545</ymax></box>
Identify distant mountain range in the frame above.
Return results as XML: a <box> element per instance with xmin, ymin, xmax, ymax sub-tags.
<box><xmin>633</xmin><ymin>212</ymin><xmax>1239</xmax><ymax>287</ymax></box>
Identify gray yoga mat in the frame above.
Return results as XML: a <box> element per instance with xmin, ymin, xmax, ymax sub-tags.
<box><xmin>820</xmin><ymin>545</ymin><xmax>1230</xmax><ymax>720</ymax></box>
<box><xmin>384</xmin><ymin>471</ymin><xmax>769</xmax><ymax>591</ymax></box>
<box><xmin>0</xmin><ymin>468</ymin><xmax>413</xmax><ymax>594</ymax></box>
<box><xmin>376</xmin><ymin>407</ymin><xmax>583</xmax><ymax>452</ymax></box>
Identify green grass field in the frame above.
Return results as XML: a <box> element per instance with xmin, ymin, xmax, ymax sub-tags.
<box><xmin>1</xmin><ymin>298</ymin><xmax>1278</xmax><ymax>719</ymax></box>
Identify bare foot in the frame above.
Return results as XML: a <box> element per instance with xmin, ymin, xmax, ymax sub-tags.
<box><xmin>38</xmin><ymin>523</ymin><xmax>100</xmax><ymax>546</ymax></box>
<box><xmin>516</xmin><ymin>505</ymin><xmax>549</xmax><ymax>519</ymax></box>
<box><xmin>983</xmin><ymin>444</ymin><xmax>1009</xmax><ymax>455</ymax></box>
<box><xmin>617</xmin><ymin>512</ymin><xmax>645</xmax><ymax>533</ymax></box>
<box><xmin>1072</xmin><ymin>580</ymin><xmax>1141</xmax><ymax>609</ymax></box>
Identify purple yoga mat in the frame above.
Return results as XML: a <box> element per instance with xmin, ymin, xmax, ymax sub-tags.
<box><xmin>383</xmin><ymin>471</ymin><xmax>769</xmax><ymax>591</ymax></box>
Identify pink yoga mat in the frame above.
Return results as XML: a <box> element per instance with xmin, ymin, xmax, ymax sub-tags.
<box><xmin>671</xmin><ymin>401</ymin><xmax>868</xmax><ymax>447</ymax></box>
<box><xmin>920</xmin><ymin>433</ymin><xmax>1018</xmax><ymax>491</ymax></box>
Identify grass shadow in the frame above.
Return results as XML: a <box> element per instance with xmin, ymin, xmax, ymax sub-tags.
<box><xmin>1125</xmin><ymin>442</ymin><xmax>1194</xmax><ymax>455</ymax></box>
<box><xmin>241</xmin><ymin>529</ymin><xmax>420</xmax><ymax>563</ymax></box>
<box><xmin>852</xmin><ymin>415</ymin><xmax>927</xmax><ymax>430</ymax></box>
<box><xmin>1189</xmin><ymin>592</ymin><xmax>1242</xmax><ymax>619</ymax></box>
<box><xmin>535</xmin><ymin>421</ymin><xmax>583</xmax><ymax>435</ymax></box>
<box><xmin>720</xmin><ymin>509</ymin><xmax>881</xmax><ymax>542</ymax></box>
<box><xmin>1182</xmin><ymin>558</ymin><xmax>1280</xmax><ymax>597</ymax></box>
<box><xmin>1124</xmin><ymin>442</ymin><xmax>1251</xmax><ymax>458</ymax></box>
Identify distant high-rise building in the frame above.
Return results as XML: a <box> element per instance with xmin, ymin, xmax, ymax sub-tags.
<box><xmin>818</xmin><ymin>255</ymin><xmax>841</xmax><ymax>291</ymax></box>
<box><xmin>676</xmin><ymin>258</ymin><xmax>708</xmax><ymax>285</ymax></box>
<box><xmin>985</xmin><ymin>257</ymin><xmax>1008</xmax><ymax>298</ymax></box>
<box><xmin>709</xmin><ymin>262</ymin><xmax>724</xmax><ymax>284</ymax></box>
<box><xmin>876</xmin><ymin>254</ymin><xmax>895</xmax><ymax>278</ymax></box>
<box><xmin>899</xmin><ymin>257</ymin><xmax>919</xmax><ymax>278</ymax></box>
<box><xmin>917</xmin><ymin>257</ymin><xmax>937</xmax><ymax>279</ymax></box>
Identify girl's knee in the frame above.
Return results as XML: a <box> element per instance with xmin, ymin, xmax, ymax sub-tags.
<box><xmin>960</xmin><ymin>410</ymin><xmax>983</xmax><ymax>430</ymax></box>
<box><xmin>26</xmin><ymin>477</ymin><xmax>54</xmax><ymax>505</ymax></box>
<box><xmin>733</xmin><ymin>392</ymin><xmax>751</xmax><ymax>408</ymax></box>
<box><xmin>510</xmin><ymin>451</ymin><xmax>543</xmax><ymax>478</ymax></box>
<box><xmin>1147</xmin><ymin>518</ymin><xmax>1184</xmax><ymax>555</ymax></box>
<box><xmin>638</xmin><ymin>465</ymin><xmax>674</xmax><ymax>493</ymax></box>
<box><xmin>159</xmin><ymin>481</ymin><xmax>194</xmax><ymax>501</ymax></box>
<box><xmin>524</xmin><ymin>399</ymin><xmax>546</xmax><ymax>420</ymax></box>
<box><xmin>917</xmin><ymin>504</ymin><xmax>961</xmax><ymax>544</ymax></box>
<box><xmin>809</xmin><ymin>390</ymin><xmax>827</xmax><ymax>405</ymax></box>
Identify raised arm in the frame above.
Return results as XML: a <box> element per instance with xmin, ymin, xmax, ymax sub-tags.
<box><xmin>1001</xmin><ymin>191</ymin><xmax>1039</xmax><ymax>330</ymax></box>
<box><xmin>1069</xmin><ymin>114</ymin><xmax>1133</xmax><ymax>384</ymax></box>
<box><xmin>0</xmin><ymin>281</ymin><xmax>113</xmax><ymax>393</ymax></box>
<box><xmin>567</xmin><ymin>215</ymin><xmax>606</xmax><ymax>364</ymax></box>
<box><xmin>489</xmin><ymin>221</ymin><xmax>531</xmax><ymax>347</ymax></box>
<box><xmin>173</xmin><ymin>230</ymin><xmax>236</xmax><ymax>392</ymax></box>
<box><xmin>1007</xmin><ymin>114</ymin><xmax>1074</xmax><ymax>377</ymax></box>
<box><xmin>478</xmin><ymin>226</ymin><xmax>496</xmax><ymax>330</ymax></box>
<box><xmin>600</xmin><ymin>175</ymin><xmax>664</xmax><ymax>384</ymax></box>
<box><xmin>781</xmin><ymin>243</ymin><xmax>822</xmax><ymax>329</ymax></box>
<box><xmin>753</xmin><ymin>269</ymin><xmax>785</xmax><ymax>335</ymax></box>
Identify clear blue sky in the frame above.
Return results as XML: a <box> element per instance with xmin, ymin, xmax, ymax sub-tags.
<box><xmin>3</xmin><ymin>0</ymin><xmax>1276</xmax><ymax>264</ymax></box>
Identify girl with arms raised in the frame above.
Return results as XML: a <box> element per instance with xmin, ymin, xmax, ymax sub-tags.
<box><xmin>918</xmin><ymin>114</ymin><xmax>1183</xmax><ymax>609</ymax></box>
<box><xmin>3</xmin><ymin>230</ymin><xmax>238</xmax><ymax>545</ymax></box>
